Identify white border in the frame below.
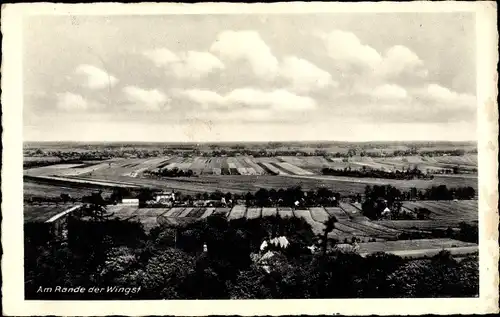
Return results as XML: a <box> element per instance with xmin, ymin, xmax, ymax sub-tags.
<box><xmin>2</xmin><ymin>2</ymin><xmax>498</xmax><ymax>315</ymax></box>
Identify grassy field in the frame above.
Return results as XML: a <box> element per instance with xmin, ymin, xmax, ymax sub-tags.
<box><xmin>23</xmin><ymin>154</ymin><xmax>478</xmax><ymax>200</ymax></box>
<box><xmin>356</xmin><ymin>238</ymin><xmax>476</xmax><ymax>252</ymax></box>
<box><xmin>26</xmin><ymin>199</ymin><xmax>478</xmax><ymax>249</ymax></box>
<box><xmin>402</xmin><ymin>200</ymin><xmax>478</xmax><ymax>222</ymax></box>
<box><xmin>24</xmin><ymin>154</ymin><xmax>478</xmax><ymax>177</ymax></box>
<box><xmin>355</xmin><ymin>238</ymin><xmax>477</xmax><ymax>257</ymax></box>
<box><xmin>24</xmin><ymin>203</ymin><xmax>78</xmax><ymax>223</ymax></box>
<box><xmin>24</xmin><ymin>181</ymin><xmax>113</xmax><ymax>200</ymax></box>
<box><xmin>93</xmin><ymin>173</ymin><xmax>476</xmax><ymax>194</ymax></box>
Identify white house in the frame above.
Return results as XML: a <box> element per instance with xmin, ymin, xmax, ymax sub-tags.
<box><xmin>155</xmin><ymin>191</ymin><xmax>176</xmax><ymax>203</ymax></box>
<box><xmin>381</xmin><ymin>207</ymin><xmax>391</xmax><ymax>216</ymax></box>
<box><xmin>122</xmin><ymin>198</ymin><xmax>139</xmax><ymax>205</ymax></box>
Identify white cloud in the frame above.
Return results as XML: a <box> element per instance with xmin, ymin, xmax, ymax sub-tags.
<box><xmin>143</xmin><ymin>49</ymin><xmax>224</xmax><ymax>78</ymax></box>
<box><xmin>378</xmin><ymin>45</ymin><xmax>426</xmax><ymax>78</ymax></box>
<box><xmin>227</xmin><ymin>88</ymin><xmax>316</xmax><ymax>111</ymax></box>
<box><xmin>188</xmin><ymin>108</ymin><xmax>274</xmax><ymax>123</ymax></box>
<box><xmin>172</xmin><ymin>51</ymin><xmax>224</xmax><ymax>79</ymax></box>
<box><xmin>210</xmin><ymin>30</ymin><xmax>279</xmax><ymax>78</ymax></box>
<box><xmin>280</xmin><ymin>56</ymin><xmax>336</xmax><ymax>92</ymax></box>
<box><xmin>321</xmin><ymin>30</ymin><xmax>382</xmax><ymax>70</ymax></box>
<box><xmin>75</xmin><ymin>64</ymin><xmax>118</xmax><ymax>89</ymax></box>
<box><xmin>178</xmin><ymin>87</ymin><xmax>316</xmax><ymax>112</ymax></box>
<box><xmin>56</xmin><ymin>92</ymin><xmax>88</xmax><ymax>110</ymax></box>
<box><xmin>143</xmin><ymin>48</ymin><xmax>179</xmax><ymax>66</ymax></box>
<box><xmin>320</xmin><ymin>30</ymin><xmax>427</xmax><ymax>81</ymax></box>
<box><xmin>180</xmin><ymin>89</ymin><xmax>227</xmax><ymax>109</ymax></box>
<box><xmin>210</xmin><ymin>31</ymin><xmax>335</xmax><ymax>90</ymax></box>
<box><xmin>371</xmin><ymin>84</ymin><xmax>408</xmax><ymax>100</ymax></box>
<box><xmin>425</xmin><ymin>83</ymin><xmax>476</xmax><ymax>108</ymax></box>
<box><xmin>123</xmin><ymin>86</ymin><xmax>170</xmax><ymax>111</ymax></box>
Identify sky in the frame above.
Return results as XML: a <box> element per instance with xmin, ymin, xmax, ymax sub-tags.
<box><xmin>23</xmin><ymin>13</ymin><xmax>477</xmax><ymax>142</ymax></box>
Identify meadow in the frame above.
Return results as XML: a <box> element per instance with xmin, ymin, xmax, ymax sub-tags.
<box><xmin>23</xmin><ymin>154</ymin><xmax>478</xmax><ymax>198</ymax></box>
<box><xmin>43</xmin><ymin>200</ymin><xmax>475</xmax><ymax>242</ymax></box>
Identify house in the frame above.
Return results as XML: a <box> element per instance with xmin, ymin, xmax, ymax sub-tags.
<box><xmin>122</xmin><ymin>198</ymin><xmax>139</xmax><ymax>205</ymax></box>
<box><xmin>381</xmin><ymin>207</ymin><xmax>391</xmax><ymax>216</ymax></box>
<box><xmin>155</xmin><ymin>191</ymin><xmax>176</xmax><ymax>203</ymax></box>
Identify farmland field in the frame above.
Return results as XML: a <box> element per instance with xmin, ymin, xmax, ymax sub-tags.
<box><xmin>246</xmin><ymin>207</ymin><xmax>262</xmax><ymax>219</ymax></box>
<box><xmin>228</xmin><ymin>205</ymin><xmax>247</xmax><ymax>220</ymax></box>
<box><xmin>324</xmin><ymin>207</ymin><xmax>350</xmax><ymax>221</ymax></box>
<box><xmin>24</xmin><ymin>172</ymin><xmax>477</xmax><ymax>197</ymax></box>
<box><xmin>401</xmin><ymin>200</ymin><xmax>478</xmax><ymax>222</ymax></box>
<box><xmin>355</xmin><ymin>238</ymin><xmax>477</xmax><ymax>254</ymax></box>
<box><xmin>24</xmin><ymin>181</ymin><xmax>114</xmax><ymax>200</ymax></box>
<box><xmin>277</xmin><ymin>207</ymin><xmax>294</xmax><ymax>218</ymax></box>
<box><xmin>309</xmin><ymin>207</ymin><xmax>330</xmax><ymax>223</ymax></box>
<box><xmin>293</xmin><ymin>209</ymin><xmax>325</xmax><ymax>235</ymax></box>
<box><xmin>377</xmin><ymin>219</ymin><xmax>474</xmax><ymax>231</ymax></box>
<box><xmin>26</xmin><ymin>200</ymin><xmax>478</xmax><ymax>244</ymax></box>
<box><xmin>24</xmin><ymin>203</ymin><xmax>79</xmax><ymax>223</ymax></box>
<box><xmin>24</xmin><ymin>153</ymin><xmax>477</xmax><ymax>198</ymax></box>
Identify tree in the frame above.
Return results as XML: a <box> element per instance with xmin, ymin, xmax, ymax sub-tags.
<box><xmin>82</xmin><ymin>191</ymin><xmax>114</xmax><ymax>221</ymax></box>
<box><xmin>60</xmin><ymin>193</ymin><xmax>71</xmax><ymax>203</ymax></box>
<box><xmin>122</xmin><ymin>248</ymin><xmax>195</xmax><ymax>299</ymax></box>
<box><xmin>245</xmin><ymin>192</ymin><xmax>255</xmax><ymax>204</ymax></box>
<box><xmin>321</xmin><ymin>216</ymin><xmax>338</xmax><ymax>256</ymax></box>
<box><xmin>137</xmin><ymin>188</ymin><xmax>154</xmax><ymax>206</ymax></box>
<box><xmin>255</xmin><ymin>188</ymin><xmax>270</xmax><ymax>207</ymax></box>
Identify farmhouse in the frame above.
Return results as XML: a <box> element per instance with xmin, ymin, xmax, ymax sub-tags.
<box><xmin>382</xmin><ymin>207</ymin><xmax>391</xmax><ymax>216</ymax></box>
<box><xmin>122</xmin><ymin>198</ymin><xmax>139</xmax><ymax>205</ymax></box>
<box><xmin>155</xmin><ymin>191</ymin><xmax>176</xmax><ymax>203</ymax></box>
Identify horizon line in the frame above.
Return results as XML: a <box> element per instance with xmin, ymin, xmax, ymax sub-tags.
<box><xmin>23</xmin><ymin>139</ymin><xmax>478</xmax><ymax>144</ymax></box>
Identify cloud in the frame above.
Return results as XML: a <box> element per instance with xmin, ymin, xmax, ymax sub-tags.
<box><xmin>280</xmin><ymin>56</ymin><xmax>337</xmax><ymax>92</ymax></box>
<box><xmin>188</xmin><ymin>108</ymin><xmax>274</xmax><ymax>123</ymax></box>
<box><xmin>370</xmin><ymin>84</ymin><xmax>408</xmax><ymax>100</ymax></box>
<box><xmin>210</xmin><ymin>30</ymin><xmax>279</xmax><ymax>78</ymax></box>
<box><xmin>232</xmin><ymin>88</ymin><xmax>316</xmax><ymax>111</ymax></box>
<box><xmin>179</xmin><ymin>89</ymin><xmax>227</xmax><ymax>109</ymax></box>
<box><xmin>319</xmin><ymin>30</ymin><xmax>427</xmax><ymax>81</ymax></box>
<box><xmin>378</xmin><ymin>45</ymin><xmax>427</xmax><ymax>79</ymax></box>
<box><xmin>143</xmin><ymin>49</ymin><xmax>224</xmax><ymax>79</ymax></box>
<box><xmin>56</xmin><ymin>92</ymin><xmax>89</xmax><ymax>110</ymax></box>
<box><xmin>423</xmin><ymin>83</ymin><xmax>476</xmax><ymax>108</ymax></box>
<box><xmin>321</xmin><ymin>30</ymin><xmax>382</xmax><ymax>70</ymax></box>
<box><xmin>172</xmin><ymin>51</ymin><xmax>225</xmax><ymax>79</ymax></box>
<box><xmin>178</xmin><ymin>87</ymin><xmax>316</xmax><ymax>113</ymax></box>
<box><xmin>75</xmin><ymin>64</ymin><xmax>118</xmax><ymax>89</ymax></box>
<box><xmin>123</xmin><ymin>86</ymin><xmax>170</xmax><ymax>111</ymax></box>
<box><xmin>143</xmin><ymin>48</ymin><xmax>179</xmax><ymax>66</ymax></box>
<box><xmin>210</xmin><ymin>31</ymin><xmax>335</xmax><ymax>91</ymax></box>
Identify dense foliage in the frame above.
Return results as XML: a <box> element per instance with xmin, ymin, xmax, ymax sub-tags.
<box><xmin>146</xmin><ymin>167</ymin><xmax>194</xmax><ymax>178</ymax></box>
<box><xmin>361</xmin><ymin>185</ymin><xmax>476</xmax><ymax>220</ymax></box>
<box><xmin>322</xmin><ymin>166</ymin><xmax>434</xmax><ymax>180</ymax></box>
<box><xmin>25</xmin><ymin>214</ymin><xmax>479</xmax><ymax>300</ymax></box>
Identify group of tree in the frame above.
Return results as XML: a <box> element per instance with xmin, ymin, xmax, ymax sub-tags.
<box><xmin>361</xmin><ymin>185</ymin><xmax>476</xmax><ymax>220</ymax></box>
<box><xmin>245</xmin><ymin>187</ymin><xmax>340</xmax><ymax>208</ymax></box>
<box><xmin>321</xmin><ymin>166</ymin><xmax>434</xmax><ymax>180</ymax></box>
<box><xmin>24</xmin><ymin>211</ymin><xmax>479</xmax><ymax>300</ymax></box>
<box><xmin>172</xmin><ymin>187</ymin><xmax>341</xmax><ymax>208</ymax></box>
<box><xmin>364</xmin><ymin>184</ymin><xmax>476</xmax><ymax>203</ymax></box>
<box><xmin>147</xmin><ymin>167</ymin><xmax>195</xmax><ymax>178</ymax></box>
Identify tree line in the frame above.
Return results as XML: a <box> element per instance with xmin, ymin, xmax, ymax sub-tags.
<box><xmin>321</xmin><ymin>166</ymin><xmax>434</xmax><ymax>180</ymax></box>
<box><xmin>25</xmin><ymin>146</ymin><xmax>476</xmax><ymax>161</ymax></box>
<box><xmin>146</xmin><ymin>167</ymin><xmax>195</xmax><ymax>178</ymax></box>
<box><xmin>361</xmin><ymin>184</ymin><xmax>476</xmax><ymax>220</ymax></box>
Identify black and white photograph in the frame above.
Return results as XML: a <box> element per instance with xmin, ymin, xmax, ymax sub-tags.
<box><xmin>1</xmin><ymin>2</ymin><xmax>498</xmax><ymax>316</ymax></box>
